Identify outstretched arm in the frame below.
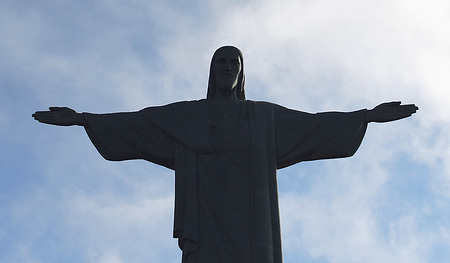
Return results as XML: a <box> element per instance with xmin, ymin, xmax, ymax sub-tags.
<box><xmin>366</xmin><ymin>101</ymin><xmax>418</xmax><ymax>123</ymax></box>
<box><xmin>32</xmin><ymin>107</ymin><xmax>87</xmax><ymax>126</ymax></box>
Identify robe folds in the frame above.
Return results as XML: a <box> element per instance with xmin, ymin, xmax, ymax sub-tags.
<box><xmin>83</xmin><ymin>99</ymin><xmax>368</xmax><ymax>263</ymax></box>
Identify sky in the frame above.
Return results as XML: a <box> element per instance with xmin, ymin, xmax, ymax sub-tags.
<box><xmin>1</xmin><ymin>0</ymin><xmax>449</xmax><ymax>262</ymax></box>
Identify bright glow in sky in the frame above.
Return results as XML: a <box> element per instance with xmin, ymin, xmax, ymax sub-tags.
<box><xmin>1</xmin><ymin>0</ymin><xmax>450</xmax><ymax>262</ymax></box>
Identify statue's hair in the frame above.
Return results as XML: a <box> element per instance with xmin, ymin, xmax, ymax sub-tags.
<box><xmin>206</xmin><ymin>46</ymin><xmax>246</xmax><ymax>100</ymax></box>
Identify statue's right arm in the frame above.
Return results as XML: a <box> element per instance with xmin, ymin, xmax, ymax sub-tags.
<box><xmin>32</xmin><ymin>107</ymin><xmax>87</xmax><ymax>126</ymax></box>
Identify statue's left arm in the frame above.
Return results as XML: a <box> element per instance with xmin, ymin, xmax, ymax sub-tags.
<box><xmin>274</xmin><ymin>101</ymin><xmax>417</xmax><ymax>169</ymax></box>
<box><xmin>366</xmin><ymin>101</ymin><xmax>418</xmax><ymax>123</ymax></box>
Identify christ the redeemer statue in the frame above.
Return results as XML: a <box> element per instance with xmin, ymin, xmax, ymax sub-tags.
<box><xmin>33</xmin><ymin>46</ymin><xmax>418</xmax><ymax>263</ymax></box>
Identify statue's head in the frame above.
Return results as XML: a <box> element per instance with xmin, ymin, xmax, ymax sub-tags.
<box><xmin>207</xmin><ymin>46</ymin><xmax>246</xmax><ymax>100</ymax></box>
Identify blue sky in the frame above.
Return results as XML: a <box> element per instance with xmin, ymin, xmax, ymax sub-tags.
<box><xmin>1</xmin><ymin>0</ymin><xmax>449</xmax><ymax>262</ymax></box>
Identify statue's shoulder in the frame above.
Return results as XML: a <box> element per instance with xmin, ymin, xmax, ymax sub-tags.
<box><xmin>138</xmin><ymin>100</ymin><xmax>211</xmax><ymax>121</ymax></box>
<box><xmin>162</xmin><ymin>99</ymin><xmax>206</xmax><ymax>107</ymax></box>
<box><xmin>140</xmin><ymin>99</ymin><xmax>206</xmax><ymax>111</ymax></box>
<box><xmin>251</xmin><ymin>100</ymin><xmax>287</xmax><ymax>112</ymax></box>
<box><xmin>251</xmin><ymin>101</ymin><xmax>315</xmax><ymax>121</ymax></box>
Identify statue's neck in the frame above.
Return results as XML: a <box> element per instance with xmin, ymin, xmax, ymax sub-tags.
<box><xmin>214</xmin><ymin>87</ymin><xmax>238</xmax><ymax>101</ymax></box>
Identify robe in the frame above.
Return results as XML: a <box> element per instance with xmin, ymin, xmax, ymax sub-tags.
<box><xmin>83</xmin><ymin>99</ymin><xmax>368</xmax><ymax>263</ymax></box>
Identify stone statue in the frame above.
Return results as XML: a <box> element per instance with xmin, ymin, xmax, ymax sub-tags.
<box><xmin>33</xmin><ymin>46</ymin><xmax>418</xmax><ymax>263</ymax></box>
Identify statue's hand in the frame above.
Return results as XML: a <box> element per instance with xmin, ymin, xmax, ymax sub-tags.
<box><xmin>32</xmin><ymin>107</ymin><xmax>85</xmax><ymax>126</ymax></box>
<box><xmin>366</xmin><ymin>101</ymin><xmax>418</xmax><ymax>123</ymax></box>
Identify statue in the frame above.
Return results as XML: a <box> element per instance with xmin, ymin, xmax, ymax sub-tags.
<box><xmin>33</xmin><ymin>46</ymin><xmax>418</xmax><ymax>263</ymax></box>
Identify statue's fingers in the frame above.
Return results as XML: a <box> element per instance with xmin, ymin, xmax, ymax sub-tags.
<box><xmin>386</xmin><ymin>101</ymin><xmax>401</xmax><ymax>106</ymax></box>
<box><xmin>400</xmin><ymin>103</ymin><xmax>417</xmax><ymax>108</ymax></box>
<box><xmin>34</xmin><ymin>111</ymin><xmax>60</xmax><ymax>118</ymax></box>
<box><xmin>34</xmin><ymin>115</ymin><xmax>56</xmax><ymax>122</ymax></box>
<box><xmin>49</xmin><ymin>106</ymin><xmax>76</xmax><ymax>116</ymax></box>
<box><xmin>36</xmin><ymin>111</ymin><xmax>55</xmax><ymax>115</ymax></box>
<box><xmin>34</xmin><ymin>118</ymin><xmax>57</xmax><ymax>124</ymax></box>
<box><xmin>32</xmin><ymin>112</ymin><xmax>46</xmax><ymax>118</ymax></box>
<box><xmin>398</xmin><ymin>104</ymin><xmax>418</xmax><ymax>113</ymax></box>
<box><xmin>392</xmin><ymin>112</ymin><xmax>413</xmax><ymax>120</ymax></box>
<box><xmin>33</xmin><ymin>110</ymin><xmax>51</xmax><ymax>115</ymax></box>
<box><xmin>407</xmin><ymin>104</ymin><xmax>419</xmax><ymax>111</ymax></box>
<box><xmin>33</xmin><ymin>111</ymin><xmax>56</xmax><ymax>119</ymax></box>
<box><xmin>49</xmin><ymin>107</ymin><xmax>65</xmax><ymax>111</ymax></box>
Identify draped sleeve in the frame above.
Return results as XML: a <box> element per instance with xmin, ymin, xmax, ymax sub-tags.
<box><xmin>83</xmin><ymin>111</ymin><xmax>176</xmax><ymax>170</ymax></box>
<box><xmin>275</xmin><ymin>106</ymin><xmax>368</xmax><ymax>169</ymax></box>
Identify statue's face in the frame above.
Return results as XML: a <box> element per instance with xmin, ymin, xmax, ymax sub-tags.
<box><xmin>214</xmin><ymin>49</ymin><xmax>242</xmax><ymax>91</ymax></box>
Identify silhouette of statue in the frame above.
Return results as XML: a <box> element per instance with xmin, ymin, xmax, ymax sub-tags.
<box><xmin>33</xmin><ymin>46</ymin><xmax>418</xmax><ymax>263</ymax></box>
